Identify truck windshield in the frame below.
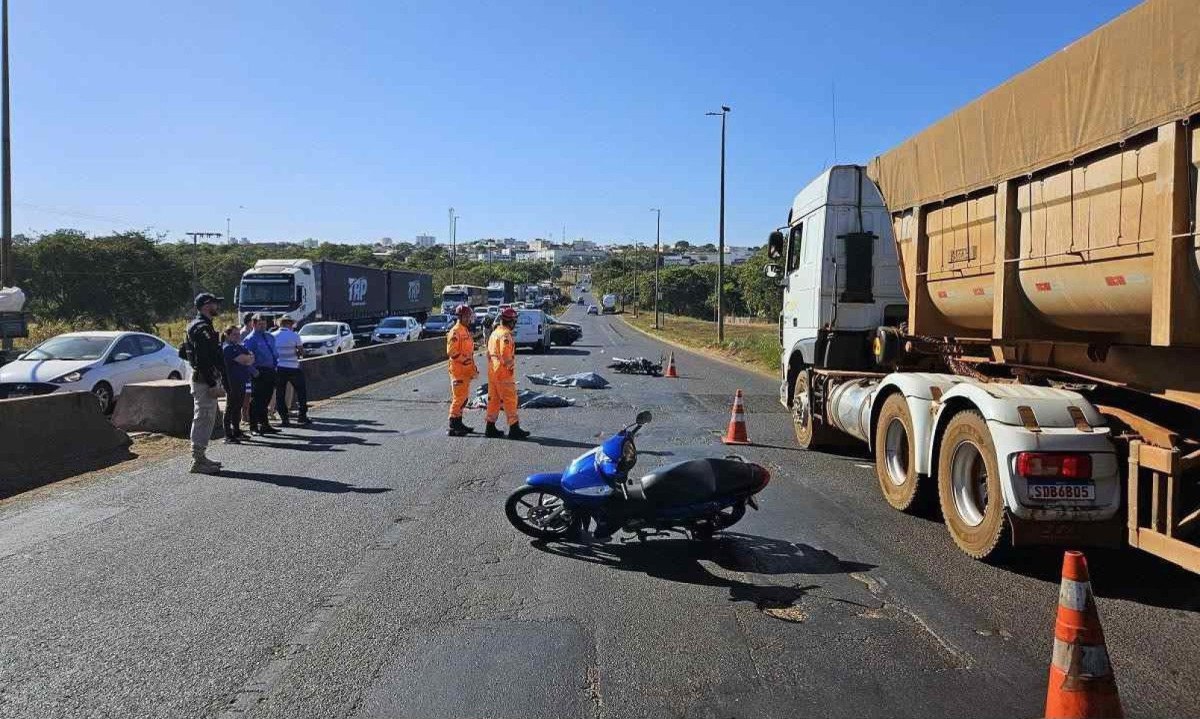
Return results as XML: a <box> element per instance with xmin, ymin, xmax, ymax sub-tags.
<box><xmin>442</xmin><ymin>292</ymin><xmax>467</xmax><ymax>304</ymax></box>
<box><xmin>240</xmin><ymin>281</ymin><xmax>294</xmax><ymax>305</ymax></box>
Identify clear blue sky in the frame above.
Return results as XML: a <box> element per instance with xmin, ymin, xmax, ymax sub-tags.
<box><xmin>13</xmin><ymin>0</ymin><xmax>1138</xmax><ymax>247</ymax></box>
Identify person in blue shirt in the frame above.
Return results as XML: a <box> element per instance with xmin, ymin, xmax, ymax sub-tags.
<box><xmin>220</xmin><ymin>325</ymin><xmax>256</xmax><ymax>443</ymax></box>
<box><xmin>242</xmin><ymin>314</ymin><xmax>280</xmax><ymax>435</ymax></box>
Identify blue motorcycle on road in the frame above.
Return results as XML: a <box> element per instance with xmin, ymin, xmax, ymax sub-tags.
<box><xmin>504</xmin><ymin>411</ymin><xmax>771</xmax><ymax>542</ymax></box>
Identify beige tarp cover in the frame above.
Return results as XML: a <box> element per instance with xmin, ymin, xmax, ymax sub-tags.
<box><xmin>867</xmin><ymin>0</ymin><xmax>1200</xmax><ymax>211</ymax></box>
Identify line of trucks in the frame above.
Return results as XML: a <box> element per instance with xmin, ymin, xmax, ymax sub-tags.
<box><xmin>768</xmin><ymin>0</ymin><xmax>1199</xmax><ymax>573</ymax></box>
<box><xmin>236</xmin><ymin>261</ymin><xmax>562</xmax><ymax>338</ymax></box>
<box><xmin>439</xmin><ymin>281</ymin><xmax>564</xmax><ymax>314</ymax></box>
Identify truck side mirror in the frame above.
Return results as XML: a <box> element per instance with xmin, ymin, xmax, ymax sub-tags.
<box><xmin>233</xmin><ymin>287</ymin><xmax>240</xmax><ymax>304</ymax></box>
<box><xmin>767</xmin><ymin>230</ymin><xmax>785</xmax><ymax>260</ymax></box>
<box><xmin>765</xmin><ymin>264</ymin><xmax>781</xmax><ymax>279</ymax></box>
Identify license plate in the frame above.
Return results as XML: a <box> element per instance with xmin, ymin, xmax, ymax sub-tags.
<box><xmin>1030</xmin><ymin>483</ymin><xmax>1095</xmax><ymax>501</ymax></box>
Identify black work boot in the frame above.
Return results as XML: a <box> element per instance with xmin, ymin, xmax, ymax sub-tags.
<box><xmin>507</xmin><ymin>423</ymin><xmax>530</xmax><ymax>441</ymax></box>
<box><xmin>484</xmin><ymin>422</ymin><xmax>505</xmax><ymax>438</ymax></box>
<box><xmin>448</xmin><ymin>417</ymin><xmax>473</xmax><ymax>437</ymax></box>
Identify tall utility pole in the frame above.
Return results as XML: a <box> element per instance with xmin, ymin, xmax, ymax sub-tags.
<box><xmin>448</xmin><ymin>211</ymin><xmax>456</xmax><ymax>284</ymax></box>
<box><xmin>706</xmin><ymin>105</ymin><xmax>730</xmax><ymax>343</ymax></box>
<box><xmin>448</xmin><ymin>207</ymin><xmax>457</xmax><ymax>284</ymax></box>
<box><xmin>186</xmin><ymin>232</ymin><xmax>221</xmax><ymax>297</ymax></box>
<box><xmin>650</xmin><ymin>208</ymin><xmax>661</xmax><ymax>329</ymax></box>
<box><xmin>632</xmin><ymin>240</ymin><xmax>639</xmax><ymax>318</ymax></box>
<box><xmin>226</xmin><ymin>216</ymin><xmax>231</xmax><ymax>243</ymax></box>
<box><xmin>0</xmin><ymin>0</ymin><xmax>12</xmax><ymax>352</ymax></box>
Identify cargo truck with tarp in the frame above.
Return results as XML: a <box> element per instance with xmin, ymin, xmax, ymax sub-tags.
<box><xmin>236</xmin><ymin>260</ymin><xmax>432</xmax><ymax>339</ymax></box>
<box><xmin>766</xmin><ymin>0</ymin><xmax>1200</xmax><ymax>571</ymax></box>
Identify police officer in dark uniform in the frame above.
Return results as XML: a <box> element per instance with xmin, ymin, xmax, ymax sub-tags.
<box><xmin>185</xmin><ymin>292</ymin><xmax>226</xmax><ymax>474</ymax></box>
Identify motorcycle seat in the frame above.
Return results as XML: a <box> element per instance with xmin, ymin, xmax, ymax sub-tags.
<box><xmin>629</xmin><ymin>458</ymin><xmax>760</xmax><ymax>505</ymax></box>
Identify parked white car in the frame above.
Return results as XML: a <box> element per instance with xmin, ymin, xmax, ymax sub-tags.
<box><xmin>299</xmin><ymin>321</ymin><xmax>355</xmax><ymax>356</ymax></box>
<box><xmin>513</xmin><ymin>309</ymin><xmax>550</xmax><ymax>353</ymax></box>
<box><xmin>0</xmin><ymin>331</ymin><xmax>188</xmax><ymax>412</ymax></box>
<box><xmin>371</xmin><ymin>316</ymin><xmax>421</xmax><ymax>343</ymax></box>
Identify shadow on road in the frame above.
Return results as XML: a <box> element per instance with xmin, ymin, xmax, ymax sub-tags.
<box><xmin>219</xmin><ymin>469</ymin><xmax>392</xmax><ymax>494</ymax></box>
<box><xmin>999</xmin><ymin>546</ymin><xmax>1200</xmax><ymax>612</ymax></box>
<box><xmin>543</xmin><ymin>348</ymin><xmax>591</xmax><ymax>356</ymax></box>
<box><xmin>243</xmin><ymin>432</ymin><xmax>379</xmax><ymax>448</ymax></box>
<box><xmin>526</xmin><ymin>436</ymin><xmax>602</xmax><ymax>450</ymax></box>
<box><xmin>1</xmin><ymin>445</ymin><xmax>137</xmax><ymax>500</ymax></box>
<box><xmin>304</xmin><ymin>417</ymin><xmax>398</xmax><ymax>434</ymax></box>
<box><xmin>532</xmin><ymin>532</ymin><xmax>875</xmax><ymax>614</ymax></box>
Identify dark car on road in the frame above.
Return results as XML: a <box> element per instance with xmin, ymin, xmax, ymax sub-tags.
<box><xmin>420</xmin><ymin>314</ymin><xmax>454</xmax><ymax>338</ymax></box>
<box><xmin>546</xmin><ymin>316</ymin><xmax>583</xmax><ymax>346</ymax></box>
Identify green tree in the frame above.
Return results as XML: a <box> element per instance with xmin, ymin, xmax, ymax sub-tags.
<box><xmin>18</xmin><ymin>230</ymin><xmax>188</xmax><ymax>330</ymax></box>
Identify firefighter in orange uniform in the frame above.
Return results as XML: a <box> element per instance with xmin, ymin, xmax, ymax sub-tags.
<box><xmin>446</xmin><ymin>304</ymin><xmax>479</xmax><ymax>436</ymax></box>
<box><xmin>485</xmin><ymin>306</ymin><xmax>529</xmax><ymax>440</ymax></box>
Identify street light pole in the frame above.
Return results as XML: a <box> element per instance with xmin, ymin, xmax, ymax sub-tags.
<box><xmin>706</xmin><ymin>105</ymin><xmax>730</xmax><ymax>343</ymax></box>
<box><xmin>451</xmin><ymin>212</ymin><xmax>459</xmax><ymax>284</ymax></box>
<box><xmin>185</xmin><ymin>231</ymin><xmax>221</xmax><ymax>297</ymax></box>
<box><xmin>0</xmin><ymin>0</ymin><xmax>11</xmax><ymax>351</ymax></box>
<box><xmin>650</xmin><ymin>208</ymin><xmax>661</xmax><ymax>329</ymax></box>
<box><xmin>632</xmin><ymin>240</ymin><xmax>639</xmax><ymax>318</ymax></box>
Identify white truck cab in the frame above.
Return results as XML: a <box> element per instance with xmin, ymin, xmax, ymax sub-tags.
<box><xmin>773</xmin><ymin>165</ymin><xmax>907</xmax><ymax>391</ymax></box>
<box><xmin>769</xmin><ymin>165</ymin><xmax>1123</xmax><ymax>561</ymax></box>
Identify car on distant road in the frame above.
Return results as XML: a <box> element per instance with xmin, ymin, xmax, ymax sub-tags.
<box><xmin>586</xmin><ymin>305</ymin><xmax>599</xmax><ymax>315</ymax></box>
<box><xmin>577</xmin><ymin>297</ymin><xmax>585</xmax><ymax>305</ymax></box>
<box><xmin>299</xmin><ymin>321</ymin><xmax>354</xmax><ymax>356</ymax></box>
<box><xmin>420</xmin><ymin>314</ymin><xmax>454</xmax><ymax>338</ymax></box>
<box><xmin>545</xmin><ymin>316</ymin><xmax>582</xmax><ymax>346</ymax></box>
<box><xmin>0</xmin><ymin>331</ymin><xmax>188</xmax><ymax>412</ymax></box>
<box><xmin>371</xmin><ymin>316</ymin><xmax>421</xmax><ymax>343</ymax></box>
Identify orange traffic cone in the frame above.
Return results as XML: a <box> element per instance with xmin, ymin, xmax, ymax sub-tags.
<box><xmin>1044</xmin><ymin>550</ymin><xmax>1123</xmax><ymax>719</ymax></box>
<box><xmin>665</xmin><ymin>352</ymin><xmax>678</xmax><ymax>378</ymax></box>
<box><xmin>721</xmin><ymin>389</ymin><xmax>751</xmax><ymax>445</ymax></box>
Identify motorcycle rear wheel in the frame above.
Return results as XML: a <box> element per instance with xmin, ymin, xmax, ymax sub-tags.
<box><xmin>692</xmin><ymin>501</ymin><xmax>747</xmax><ymax>541</ymax></box>
<box><xmin>505</xmin><ymin>486</ymin><xmax>581</xmax><ymax>540</ymax></box>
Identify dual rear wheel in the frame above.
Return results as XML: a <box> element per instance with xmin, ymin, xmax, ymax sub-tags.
<box><xmin>871</xmin><ymin>397</ymin><xmax>1007</xmax><ymax>559</ymax></box>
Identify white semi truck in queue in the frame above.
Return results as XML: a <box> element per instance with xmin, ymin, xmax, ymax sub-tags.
<box><xmin>766</xmin><ymin>0</ymin><xmax>1199</xmax><ymax>571</ymax></box>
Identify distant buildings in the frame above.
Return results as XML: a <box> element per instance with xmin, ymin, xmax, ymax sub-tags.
<box><xmin>415</xmin><ymin>234</ymin><xmax>436</xmax><ymax>247</ymax></box>
<box><xmin>659</xmin><ymin>246</ymin><xmax>755</xmax><ymax>267</ymax></box>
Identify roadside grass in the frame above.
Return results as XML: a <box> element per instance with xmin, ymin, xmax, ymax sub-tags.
<box><xmin>623</xmin><ymin>312</ymin><xmax>780</xmax><ymax>374</ymax></box>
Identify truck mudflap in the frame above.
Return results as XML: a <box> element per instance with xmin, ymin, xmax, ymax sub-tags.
<box><xmin>1008</xmin><ymin>513</ymin><xmax>1123</xmax><ymax>549</ymax></box>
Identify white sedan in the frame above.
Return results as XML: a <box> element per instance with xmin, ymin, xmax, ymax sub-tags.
<box><xmin>0</xmin><ymin>331</ymin><xmax>188</xmax><ymax>413</ymax></box>
<box><xmin>371</xmin><ymin>316</ymin><xmax>421</xmax><ymax>343</ymax></box>
<box><xmin>299</xmin><ymin>321</ymin><xmax>355</xmax><ymax>356</ymax></box>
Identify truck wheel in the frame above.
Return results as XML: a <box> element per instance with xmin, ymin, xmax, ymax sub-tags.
<box><xmin>874</xmin><ymin>393</ymin><xmax>927</xmax><ymax>512</ymax></box>
<box><xmin>936</xmin><ymin>410</ymin><xmax>1010</xmax><ymax>560</ymax></box>
<box><xmin>790</xmin><ymin>370</ymin><xmax>837</xmax><ymax>450</ymax></box>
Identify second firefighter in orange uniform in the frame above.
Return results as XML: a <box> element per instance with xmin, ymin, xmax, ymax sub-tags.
<box><xmin>485</xmin><ymin>307</ymin><xmax>529</xmax><ymax>440</ymax></box>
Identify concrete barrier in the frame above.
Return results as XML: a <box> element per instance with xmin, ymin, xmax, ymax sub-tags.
<box><xmin>111</xmin><ymin>379</ymin><xmax>225</xmax><ymax>439</ymax></box>
<box><xmin>0</xmin><ymin>392</ymin><xmax>132</xmax><ymax>484</ymax></box>
<box><xmin>303</xmin><ymin>337</ymin><xmax>445</xmax><ymax>401</ymax></box>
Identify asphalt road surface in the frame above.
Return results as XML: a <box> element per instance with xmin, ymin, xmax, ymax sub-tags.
<box><xmin>1</xmin><ymin>297</ymin><xmax>1197</xmax><ymax>719</ymax></box>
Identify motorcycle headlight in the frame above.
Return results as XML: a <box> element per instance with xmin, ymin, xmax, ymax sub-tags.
<box><xmin>53</xmin><ymin>368</ymin><xmax>90</xmax><ymax>384</ymax></box>
<box><xmin>324</xmin><ymin>339</ymin><xmax>336</xmax><ymax>347</ymax></box>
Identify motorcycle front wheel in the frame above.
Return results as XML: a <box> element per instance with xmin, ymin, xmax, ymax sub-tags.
<box><xmin>505</xmin><ymin>486</ymin><xmax>581</xmax><ymax>540</ymax></box>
